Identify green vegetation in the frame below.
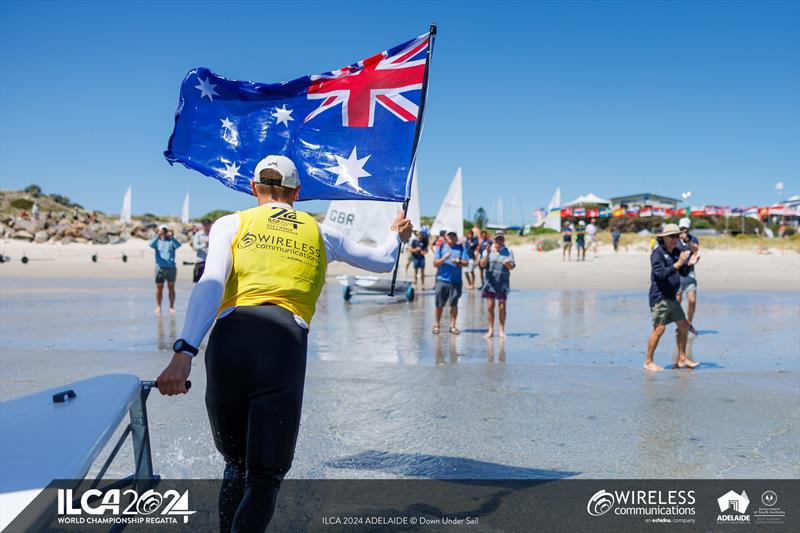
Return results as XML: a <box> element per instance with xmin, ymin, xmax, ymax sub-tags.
<box><xmin>23</xmin><ymin>184</ymin><xmax>42</xmax><ymax>197</ymax></box>
<box><xmin>200</xmin><ymin>209</ymin><xmax>234</xmax><ymax>222</ymax></box>
<box><xmin>472</xmin><ymin>207</ymin><xmax>487</xmax><ymax>229</ymax></box>
<box><xmin>10</xmin><ymin>198</ymin><xmax>33</xmax><ymax>210</ymax></box>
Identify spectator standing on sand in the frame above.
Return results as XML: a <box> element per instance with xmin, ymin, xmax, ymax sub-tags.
<box><xmin>478</xmin><ymin>230</ymin><xmax>492</xmax><ymax>285</ymax></box>
<box><xmin>464</xmin><ymin>229</ymin><xmax>479</xmax><ymax>290</ymax></box>
<box><xmin>191</xmin><ymin>219</ymin><xmax>212</xmax><ymax>283</ymax></box>
<box><xmin>611</xmin><ymin>227</ymin><xmax>621</xmax><ymax>253</ymax></box>
<box><xmin>32</xmin><ymin>202</ymin><xmax>40</xmax><ymax>221</ymax></box>
<box><xmin>562</xmin><ymin>222</ymin><xmax>573</xmax><ymax>261</ymax></box>
<box><xmin>676</xmin><ymin>218</ymin><xmax>700</xmax><ymax>335</ymax></box>
<box><xmin>586</xmin><ymin>218</ymin><xmax>598</xmax><ymax>257</ymax></box>
<box><xmin>644</xmin><ymin>224</ymin><xmax>700</xmax><ymax>371</ymax></box>
<box><xmin>480</xmin><ymin>230</ymin><xmax>515</xmax><ymax>338</ymax></box>
<box><xmin>432</xmin><ymin>230</ymin><xmax>469</xmax><ymax>335</ymax></box>
<box><xmin>575</xmin><ymin>220</ymin><xmax>587</xmax><ymax>261</ymax></box>
<box><xmin>408</xmin><ymin>230</ymin><xmax>428</xmax><ymax>288</ymax></box>
<box><xmin>150</xmin><ymin>225</ymin><xmax>181</xmax><ymax>315</ymax></box>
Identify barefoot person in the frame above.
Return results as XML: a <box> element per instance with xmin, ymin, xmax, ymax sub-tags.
<box><xmin>432</xmin><ymin>230</ymin><xmax>469</xmax><ymax>334</ymax></box>
<box><xmin>675</xmin><ymin>218</ymin><xmax>700</xmax><ymax>334</ymax></box>
<box><xmin>562</xmin><ymin>222</ymin><xmax>573</xmax><ymax>261</ymax></box>
<box><xmin>644</xmin><ymin>223</ymin><xmax>700</xmax><ymax>371</ymax></box>
<box><xmin>464</xmin><ymin>229</ymin><xmax>479</xmax><ymax>290</ymax></box>
<box><xmin>480</xmin><ymin>230</ymin><xmax>515</xmax><ymax>338</ymax></box>
<box><xmin>150</xmin><ymin>225</ymin><xmax>181</xmax><ymax>315</ymax></box>
<box><xmin>575</xmin><ymin>220</ymin><xmax>587</xmax><ymax>261</ymax></box>
<box><xmin>156</xmin><ymin>155</ymin><xmax>412</xmax><ymax>532</ymax></box>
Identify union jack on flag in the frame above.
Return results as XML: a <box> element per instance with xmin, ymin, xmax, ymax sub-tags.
<box><xmin>165</xmin><ymin>31</ymin><xmax>434</xmax><ymax>202</ymax></box>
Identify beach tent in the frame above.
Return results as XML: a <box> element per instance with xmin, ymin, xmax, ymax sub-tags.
<box><xmin>564</xmin><ymin>193</ymin><xmax>610</xmax><ymax>207</ymax></box>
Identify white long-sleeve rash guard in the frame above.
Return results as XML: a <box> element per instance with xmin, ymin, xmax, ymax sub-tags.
<box><xmin>179</xmin><ymin>202</ymin><xmax>401</xmax><ymax>348</ymax></box>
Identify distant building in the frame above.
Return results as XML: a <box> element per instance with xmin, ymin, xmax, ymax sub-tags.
<box><xmin>609</xmin><ymin>193</ymin><xmax>680</xmax><ymax>210</ymax></box>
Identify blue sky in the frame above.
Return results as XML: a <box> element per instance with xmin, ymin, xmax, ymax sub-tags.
<box><xmin>1</xmin><ymin>1</ymin><xmax>798</xmax><ymax>222</ymax></box>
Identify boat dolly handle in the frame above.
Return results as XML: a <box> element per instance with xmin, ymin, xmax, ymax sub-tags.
<box><xmin>141</xmin><ymin>380</ymin><xmax>192</xmax><ymax>391</ymax></box>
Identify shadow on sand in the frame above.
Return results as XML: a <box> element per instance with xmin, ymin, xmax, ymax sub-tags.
<box><xmin>325</xmin><ymin>450</ymin><xmax>579</xmax><ymax>480</ymax></box>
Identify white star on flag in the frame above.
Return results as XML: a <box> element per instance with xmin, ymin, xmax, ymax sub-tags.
<box><xmin>219</xmin><ymin>162</ymin><xmax>241</xmax><ymax>184</ymax></box>
<box><xmin>326</xmin><ymin>147</ymin><xmax>371</xmax><ymax>191</ymax></box>
<box><xmin>220</xmin><ymin>117</ymin><xmax>239</xmax><ymax>146</ymax></box>
<box><xmin>195</xmin><ymin>76</ymin><xmax>219</xmax><ymax>101</ymax></box>
<box><xmin>271</xmin><ymin>105</ymin><xmax>294</xmax><ymax>127</ymax></box>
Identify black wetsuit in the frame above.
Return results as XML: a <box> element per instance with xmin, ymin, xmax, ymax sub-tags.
<box><xmin>204</xmin><ymin>304</ymin><xmax>308</xmax><ymax>533</ymax></box>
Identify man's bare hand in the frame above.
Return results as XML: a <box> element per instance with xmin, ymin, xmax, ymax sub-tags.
<box><xmin>156</xmin><ymin>352</ymin><xmax>192</xmax><ymax>396</ymax></box>
<box><xmin>392</xmin><ymin>212</ymin><xmax>413</xmax><ymax>242</ymax></box>
<box><xmin>677</xmin><ymin>250</ymin><xmax>691</xmax><ymax>266</ymax></box>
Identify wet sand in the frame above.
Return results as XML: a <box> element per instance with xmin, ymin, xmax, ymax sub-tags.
<box><xmin>1</xmin><ymin>273</ymin><xmax>798</xmax><ymax>480</ymax></box>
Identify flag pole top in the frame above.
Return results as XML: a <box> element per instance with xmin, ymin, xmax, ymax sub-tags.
<box><xmin>429</xmin><ymin>24</ymin><xmax>437</xmax><ymax>35</ymax></box>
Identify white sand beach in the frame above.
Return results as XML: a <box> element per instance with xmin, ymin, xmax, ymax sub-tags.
<box><xmin>2</xmin><ymin>238</ymin><xmax>798</xmax><ymax>292</ymax></box>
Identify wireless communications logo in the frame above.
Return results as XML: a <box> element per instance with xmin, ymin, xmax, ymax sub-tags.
<box><xmin>586</xmin><ymin>488</ymin><xmax>696</xmax><ymax>523</ymax></box>
<box><xmin>587</xmin><ymin>490</ymin><xmax>615</xmax><ymax>516</ymax></box>
<box><xmin>56</xmin><ymin>488</ymin><xmax>196</xmax><ymax>526</ymax></box>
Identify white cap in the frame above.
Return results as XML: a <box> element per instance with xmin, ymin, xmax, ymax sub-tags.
<box><xmin>679</xmin><ymin>217</ymin><xmax>691</xmax><ymax>229</ymax></box>
<box><xmin>159</xmin><ymin>224</ymin><xmax>168</xmax><ymax>232</ymax></box>
<box><xmin>578</xmin><ymin>220</ymin><xmax>586</xmax><ymax>226</ymax></box>
<box><xmin>253</xmin><ymin>155</ymin><xmax>300</xmax><ymax>189</ymax></box>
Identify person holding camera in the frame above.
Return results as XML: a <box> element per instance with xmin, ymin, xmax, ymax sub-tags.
<box><xmin>150</xmin><ymin>224</ymin><xmax>181</xmax><ymax>315</ymax></box>
<box><xmin>644</xmin><ymin>224</ymin><xmax>700</xmax><ymax>371</ymax></box>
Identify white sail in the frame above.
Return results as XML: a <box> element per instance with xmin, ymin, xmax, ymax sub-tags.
<box><xmin>181</xmin><ymin>193</ymin><xmax>190</xmax><ymax>224</ymax></box>
<box><xmin>120</xmin><ymin>187</ymin><xmax>132</xmax><ymax>224</ymax></box>
<box><xmin>544</xmin><ymin>187</ymin><xmax>561</xmax><ymax>231</ymax></box>
<box><xmin>406</xmin><ymin>166</ymin><xmax>421</xmax><ymax>230</ymax></box>
<box><xmin>431</xmin><ymin>168</ymin><xmax>463</xmax><ymax>237</ymax></box>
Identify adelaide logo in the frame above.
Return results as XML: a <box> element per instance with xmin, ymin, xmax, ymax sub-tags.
<box><xmin>587</xmin><ymin>490</ymin><xmax>615</xmax><ymax>516</ymax></box>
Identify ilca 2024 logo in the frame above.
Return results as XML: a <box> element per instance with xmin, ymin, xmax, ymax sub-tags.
<box><xmin>56</xmin><ymin>488</ymin><xmax>196</xmax><ymax>526</ymax></box>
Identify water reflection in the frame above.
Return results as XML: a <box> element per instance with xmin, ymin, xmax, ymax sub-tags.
<box><xmin>156</xmin><ymin>316</ymin><xmax>176</xmax><ymax>352</ymax></box>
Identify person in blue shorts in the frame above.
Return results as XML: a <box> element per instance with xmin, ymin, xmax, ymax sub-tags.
<box><xmin>432</xmin><ymin>230</ymin><xmax>469</xmax><ymax>334</ymax></box>
<box><xmin>150</xmin><ymin>225</ymin><xmax>181</xmax><ymax>315</ymax></box>
<box><xmin>562</xmin><ymin>222</ymin><xmax>573</xmax><ymax>261</ymax></box>
<box><xmin>408</xmin><ymin>230</ymin><xmax>428</xmax><ymax>288</ymax></box>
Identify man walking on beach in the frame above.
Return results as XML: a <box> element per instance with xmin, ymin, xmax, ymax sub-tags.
<box><xmin>156</xmin><ymin>155</ymin><xmax>412</xmax><ymax>532</ymax></box>
<box><xmin>562</xmin><ymin>222</ymin><xmax>573</xmax><ymax>261</ymax></box>
<box><xmin>433</xmin><ymin>230</ymin><xmax>469</xmax><ymax>334</ymax></box>
<box><xmin>644</xmin><ymin>223</ymin><xmax>700</xmax><ymax>371</ymax></box>
<box><xmin>675</xmin><ymin>218</ymin><xmax>700</xmax><ymax>334</ymax></box>
<box><xmin>480</xmin><ymin>230</ymin><xmax>515</xmax><ymax>338</ymax></box>
<box><xmin>150</xmin><ymin>225</ymin><xmax>181</xmax><ymax>315</ymax></box>
<box><xmin>191</xmin><ymin>219</ymin><xmax>212</xmax><ymax>283</ymax></box>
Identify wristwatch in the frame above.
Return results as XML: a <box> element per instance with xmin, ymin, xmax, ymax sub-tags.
<box><xmin>172</xmin><ymin>339</ymin><xmax>199</xmax><ymax>357</ymax></box>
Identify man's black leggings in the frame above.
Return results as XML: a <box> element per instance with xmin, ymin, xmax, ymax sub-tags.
<box><xmin>204</xmin><ymin>304</ymin><xmax>308</xmax><ymax>533</ymax></box>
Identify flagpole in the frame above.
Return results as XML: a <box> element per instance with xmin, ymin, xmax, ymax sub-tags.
<box><xmin>389</xmin><ymin>23</ymin><xmax>437</xmax><ymax>297</ymax></box>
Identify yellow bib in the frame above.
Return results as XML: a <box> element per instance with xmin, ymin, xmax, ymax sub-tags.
<box><xmin>219</xmin><ymin>205</ymin><xmax>327</xmax><ymax>324</ymax></box>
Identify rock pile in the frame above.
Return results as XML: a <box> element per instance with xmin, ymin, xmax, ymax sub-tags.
<box><xmin>0</xmin><ymin>216</ymin><xmax>196</xmax><ymax>245</ymax></box>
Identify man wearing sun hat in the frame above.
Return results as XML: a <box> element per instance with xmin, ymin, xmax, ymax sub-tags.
<box><xmin>644</xmin><ymin>223</ymin><xmax>700</xmax><ymax>371</ymax></box>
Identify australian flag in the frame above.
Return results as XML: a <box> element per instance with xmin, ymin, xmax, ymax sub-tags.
<box><xmin>164</xmin><ymin>31</ymin><xmax>433</xmax><ymax>202</ymax></box>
